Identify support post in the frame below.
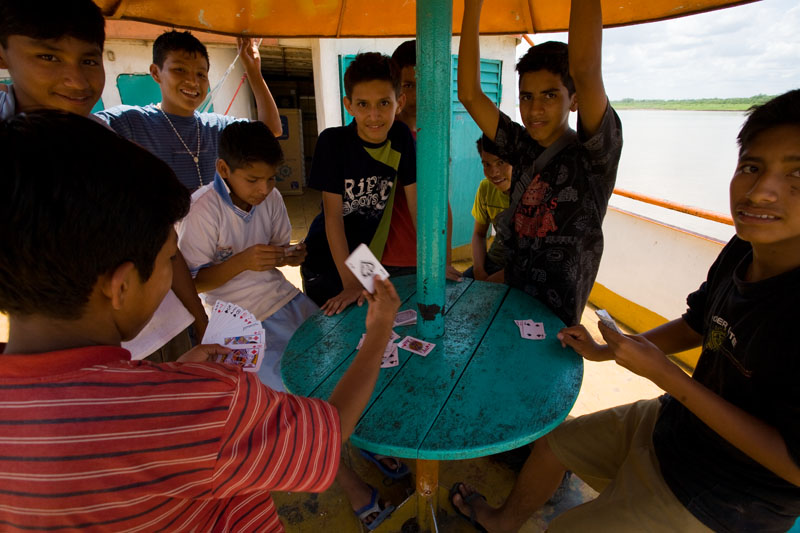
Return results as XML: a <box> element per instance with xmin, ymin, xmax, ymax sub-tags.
<box><xmin>415</xmin><ymin>0</ymin><xmax>452</xmax><ymax>338</ymax></box>
<box><xmin>415</xmin><ymin>459</ymin><xmax>439</xmax><ymax>532</ymax></box>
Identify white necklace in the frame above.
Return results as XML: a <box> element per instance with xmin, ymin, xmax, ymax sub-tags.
<box><xmin>158</xmin><ymin>106</ymin><xmax>203</xmax><ymax>187</ymax></box>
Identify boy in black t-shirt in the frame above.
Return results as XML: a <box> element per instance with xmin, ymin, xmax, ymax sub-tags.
<box><xmin>457</xmin><ymin>0</ymin><xmax>622</xmax><ymax>327</ymax></box>
<box><xmin>300</xmin><ymin>51</ymin><xmax>413</xmax><ymax>530</ymax></box>
<box><xmin>301</xmin><ymin>52</ymin><xmax>416</xmax><ymax>315</ymax></box>
<box><xmin>451</xmin><ymin>89</ymin><xmax>800</xmax><ymax>533</ymax></box>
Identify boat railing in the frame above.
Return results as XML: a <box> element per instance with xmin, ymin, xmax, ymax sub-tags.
<box><xmin>613</xmin><ymin>188</ymin><xmax>734</xmax><ymax>226</ymax></box>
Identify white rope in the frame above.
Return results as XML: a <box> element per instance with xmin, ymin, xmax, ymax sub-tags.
<box><xmin>197</xmin><ymin>38</ymin><xmax>262</xmax><ymax>113</ymax></box>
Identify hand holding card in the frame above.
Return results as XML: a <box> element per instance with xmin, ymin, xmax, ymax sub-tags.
<box><xmin>345</xmin><ymin>243</ymin><xmax>390</xmax><ymax>294</ymax></box>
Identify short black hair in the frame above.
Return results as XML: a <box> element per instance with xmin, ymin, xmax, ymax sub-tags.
<box><xmin>391</xmin><ymin>40</ymin><xmax>416</xmax><ymax>69</ymax></box>
<box><xmin>218</xmin><ymin>121</ymin><xmax>284</xmax><ymax>170</ymax></box>
<box><xmin>152</xmin><ymin>30</ymin><xmax>209</xmax><ymax>69</ymax></box>
<box><xmin>516</xmin><ymin>41</ymin><xmax>575</xmax><ymax>95</ymax></box>
<box><xmin>0</xmin><ymin>0</ymin><xmax>105</xmax><ymax>49</ymax></box>
<box><xmin>476</xmin><ymin>135</ymin><xmax>502</xmax><ymax>158</ymax></box>
<box><xmin>343</xmin><ymin>52</ymin><xmax>401</xmax><ymax>99</ymax></box>
<box><xmin>737</xmin><ymin>89</ymin><xmax>800</xmax><ymax>155</ymax></box>
<box><xmin>0</xmin><ymin>111</ymin><xmax>190</xmax><ymax>319</ymax></box>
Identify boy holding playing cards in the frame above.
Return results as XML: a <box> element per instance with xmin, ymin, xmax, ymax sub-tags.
<box><xmin>452</xmin><ymin>90</ymin><xmax>800</xmax><ymax>532</ymax></box>
<box><xmin>178</xmin><ymin>120</ymin><xmax>317</xmax><ymax>392</ymax></box>
<box><xmin>0</xmin><ymin>111</ymin><xmax>401</xmax><ymax>531</ymax></box>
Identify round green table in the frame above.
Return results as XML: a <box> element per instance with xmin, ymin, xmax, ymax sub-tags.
<box><xmin>282</xmin><ymin>276</ymin><xmax>583</xmax><ymax>531</ymax></box>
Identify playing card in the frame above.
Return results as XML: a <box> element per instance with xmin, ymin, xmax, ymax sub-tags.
<box><xmin>216</xmin><ymin>345</ymin><xmax>263</xmax><ymax>373</ymax></box>
<box><xmin>398</xmin><ymin>336</ymin><xmax>435</xmax><ymax>356</ymax></box>
<box><xmin>224</xmin><ymin>333</ymin><xmax>263</xmax><ymax>345</ymax></box>
<box><xmin>344</xmin><ymin>243</ymin><xmax>390</xmax><ymax>294</ymax></box>
<box><xmin>595</xmin><ymin>309</ymin><xmax>623</xmax><ymax>333</ymax></box>
<box><xmin>393</xmin><ymin>309</ymin><xmax>417</xmax><ymax>326</ymax></box>
<box><xmin>528</xmin><ymin>322</ymin><xmax>546</xmax><ymax>340</ymax></box>
<box><xmin>381</xmin><ymin>349</ymin><xmax>399</xmax><ymax>368</ymax></box>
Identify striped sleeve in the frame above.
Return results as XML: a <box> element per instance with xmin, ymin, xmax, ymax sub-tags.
<box><xmin>212</xmin><ymin>372</ymin><xmax>341</xmax><ymax>499</ymax></box>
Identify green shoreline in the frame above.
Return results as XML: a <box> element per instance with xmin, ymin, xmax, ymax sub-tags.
<box><xmin>610</xmin><ymin>95</ymin><xmax>776</xmax><ymax>112</ymax></box>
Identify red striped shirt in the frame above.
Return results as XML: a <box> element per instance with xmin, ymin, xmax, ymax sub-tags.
<box><xmin>0</xmin><ymin>346</ymin><xmax>341</xmax><ymax>532</ymax></box>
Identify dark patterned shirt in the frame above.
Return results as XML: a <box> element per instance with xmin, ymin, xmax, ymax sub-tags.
<box><xmin>493</xmin><ymin>105</ymin><xmax>623</xmax><ymax>325</ymax></box>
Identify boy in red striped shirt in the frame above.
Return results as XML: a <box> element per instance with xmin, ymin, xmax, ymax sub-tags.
<box><xmin>0</xmin><ymin>111</ymin><xmax>400</xmax><ymax>532</ymax></box>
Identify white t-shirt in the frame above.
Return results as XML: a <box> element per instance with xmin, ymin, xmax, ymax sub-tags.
<box><xmin>178</xmin><ymin>174</ymin><xmax>299</xmax><ymax>321</ymax></box>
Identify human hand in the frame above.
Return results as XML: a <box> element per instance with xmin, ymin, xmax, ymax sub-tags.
<box><xmin>557</xmin><ymin>324</ymin><xmax>612</xmax><ymax>361</ymax></box>
<box><xmin>238</xmin><ymin>244</ymin><xmax>286</xmax><ymax>271</ymax></box>
<box><xmin>597</xmin><ymin>323</ymin><xmax>673</xmax><ymax>382</ymax></box>
<box><xmin>321</xmin><ymin>286</ymin><xmax>365</xmax><ymax>316</ymax></box>
<box><xmin>446</xmin><ymin>264</ymin><xmax>464</xmax><ymax>281</ymax></box>
<box><xmin>237</xmin><ymin>37</ymin><xmax>261</xmax><ymax>74</ymax></box>
<box><xmin>178</xmin><ymin>343</ymin><xmax>231</xmax><ymax>363</ymax></box>
<box><xmin>364</xmin><ymin>276</ymin><xmax>401</xmax><ymax>333</ymax></box>
<box><xmin>282</xmin><ymin>242</ymin><xmax>307</xmax><ymax>267</ymax></box>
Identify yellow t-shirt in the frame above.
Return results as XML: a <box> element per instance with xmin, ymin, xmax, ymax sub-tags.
<box><xmin>471</xmin><ymin>178</ymin><xmax>510</xmax><ymax>227</ymax></box>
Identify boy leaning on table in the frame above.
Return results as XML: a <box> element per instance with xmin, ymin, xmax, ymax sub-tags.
<box><xmin>450</xmin><ymin>89</ymin><xmax>800</xmax><ymax>533</ymax></box>
<box><xmin>0</xmin><ymin>111</ymin><xmax>401</xmax><ymax>532</ymax></box>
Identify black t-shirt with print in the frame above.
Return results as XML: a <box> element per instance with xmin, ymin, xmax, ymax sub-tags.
<box><xmin>303</xmin><ymin>120</ymin><xmax>416</xmax><ymax>275</ymax></box>
<box><xmin>493</xmin><ymin>106</ymin><xmax>623</xmax><ymax>326</ymax></box>
<box><xmin>653</xmin><ymin>237</ymin><xmax>800</xmax><ymax>532</ymax></box>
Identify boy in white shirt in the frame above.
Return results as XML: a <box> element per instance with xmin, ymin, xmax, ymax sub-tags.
<box><xmin>179</xmin><ymin>121</ymin><xmax>316</xmax><ymax>391</ymax></box>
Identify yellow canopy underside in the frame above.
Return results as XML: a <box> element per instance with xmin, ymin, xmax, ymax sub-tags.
<box><xmin>97</xmin><ymin>0</ymin><xmax>760</xmax><ymax>38</ymax></box>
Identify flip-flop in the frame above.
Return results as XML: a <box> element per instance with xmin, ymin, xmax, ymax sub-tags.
<box><xmin>354</xmin><ymin>485</ymin><xmax>395</xmax><ymax>531</ymax></box>
<box><xmin>359</xmin><ymin>449</ymin><xmax>410</xmax><ymax>480</ymax></box>
<box><xmin>449</xmin><ymin>482</ymin><xmax>489</xmax><ymax>533</ymax></box>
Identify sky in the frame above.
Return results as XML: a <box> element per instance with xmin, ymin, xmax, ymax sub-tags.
<box><xmin>516</xmin><ymin>0</ymin><xmax>800</xmax><ymax>100</ymax></box>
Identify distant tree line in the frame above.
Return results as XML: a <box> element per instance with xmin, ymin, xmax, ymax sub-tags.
<box><xmin>610</xmin><ymin>95</ymin><xmax>775</xmax><ymax>111</ymax></box>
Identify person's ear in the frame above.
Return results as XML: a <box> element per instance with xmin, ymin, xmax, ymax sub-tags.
<box><xmin>396</xmin><ymin>92</ymin><xmax>406</xmax><ymax>115</ymax></box>
<box><xmin>569</xmin><ymin>93</ymin><xmax>578</xmax><ymax>113</ymax></box>
<box><xmin>216</xmin><ymin>158</ymin><xmax>231</xmax><ymax>179</ymax></box>
<box><xmin>149</xmin><ymin>63</ymin><xmax>162</xmax><ymax>84</ymax></box>
<box><xmin>343</xmin><ymin>96</ymin><xmax>353</xmax><ymax>115</ymax></box>
<box><xmin>101</xmin><ymin>262</ymin><xmax>137</xmax><ymax>311</ymax></box>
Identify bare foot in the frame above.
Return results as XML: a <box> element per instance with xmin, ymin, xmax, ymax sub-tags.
<box><xmin>451</xmin><ymin>483</ymin><xmax>507</xmax><ymax>533</ymax></box>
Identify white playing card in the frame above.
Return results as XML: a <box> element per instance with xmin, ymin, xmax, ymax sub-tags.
<box><xmin>398</xmin><ymin>336</ymin><xmax>435</xmax><ymax>356</ymax></box>
<box><xmin>595</xmin><ymin>309</ymin><xmax>623</xmax><ymax>333</ymax></box>
<box><xmin>344</xmin><ymin>243</ymin><xmax>390</xmax><ymax>294</ymax></box>
<box><xmin>529</xmin><ymin>322</ymin><xmax>546</xmax><ymax>340</ymax></box>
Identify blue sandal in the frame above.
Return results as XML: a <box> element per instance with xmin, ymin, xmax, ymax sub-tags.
<box><xmin>354</xmin><ymin>485</ymin><xmax>395</xmax><ymax>531</ymax></box>
<box><xmin>359</xmin><ymin>449</ymin><xmax>410</xmax><ymax>480</ymax></box>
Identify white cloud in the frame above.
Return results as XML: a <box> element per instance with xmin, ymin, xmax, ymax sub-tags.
<box><xmin>518</xmin><ymin>0</ymin><xmax>800</xmax><ymax>99</ymax></box>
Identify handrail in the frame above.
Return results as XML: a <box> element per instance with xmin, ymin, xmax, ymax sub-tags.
<box><xmin>613</xmin><ymin>188</ymin><xmax>734</xmax><ymax>226</ymax></box>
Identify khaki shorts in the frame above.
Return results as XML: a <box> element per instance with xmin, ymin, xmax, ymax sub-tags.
<box><xmin>546</xmin><ymin>398</ymin><xmax>712</xmax><ymax>533</ymax></box>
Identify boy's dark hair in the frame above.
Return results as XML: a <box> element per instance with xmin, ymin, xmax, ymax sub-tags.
<box><xmin>737</xmin><ymin>89</ymin><xmax>800</xmax><ymax>155</ymax></box>
<box><xmin>219</xmin><ymin>121</ymin><xmax>284</xmax><ymax>170</ymax></box>
<box><xmin>152</xmin><ymin>30</ymin><xmax>209</xmax><ymax>68</ymax></box>
<box><xmin>516</xmin><ymin>41</ymin><xmax>575</xmax><ymax>95</ymax></box>
<box><xmin>0</xmin><ymin>111</ymin><xmax>190</xmax><ymax>320</ymax></box>
<box><xmin>343</xmin><ymin>52</ymin><xmax>401</xmax><ymax>99</ymax></box>
<box><xmin>0</xmin><ymin>0</ymin><xmax>105</xmax><ymax>49</ymax></box>
<box><xmin>391</xmin><ymin>40</ymin><xmax>416</xmax><ymax>69</ymax></box>
<box><xmin>476</xmin><ymin>135</ymin><xmax>502</xmax><ymax>158</ymax></box>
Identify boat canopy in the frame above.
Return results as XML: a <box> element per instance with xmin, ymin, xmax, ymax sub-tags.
<box><xmin>96</xmin><ymin>0</ymin><xmax>760</xmax><ymax>38</ymax></box>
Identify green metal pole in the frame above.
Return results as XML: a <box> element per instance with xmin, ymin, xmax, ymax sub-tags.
<box><xmin>416</xmin><ymin>0</ymin><xmax>451</xmax><ymax>338</ymax></box>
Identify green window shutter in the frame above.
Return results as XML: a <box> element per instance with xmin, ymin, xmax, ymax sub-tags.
<box><xmin>338</xmin><ymin>54</ymin><xmax>356</xmax><ymax>125</ymax></box>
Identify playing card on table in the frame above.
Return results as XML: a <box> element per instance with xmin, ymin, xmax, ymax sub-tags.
<box><xmin>381</xmin><ymin>344</ymin><xmax>399</xmax><ymax>368</ymax></box>
<box><xmin>344</xmin><ymin>243</ymin><xmax>390</xmax><ymax>294</ymax></box>
<box><xmin>515</xmin><ymin>319</ymin><xmax>546</xmax><ymax>340</ymax></box>
<box><xmin>393</xmin><ymin>309</ymin><xmax>417</xmax><ymax>327</ymax></box>
<box><xmin>398</xmin><ymin>336</ymin><xmax>435</xmax><ymax>356</ymax></box>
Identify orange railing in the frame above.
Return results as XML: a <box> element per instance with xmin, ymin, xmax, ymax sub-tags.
<box><xmin>613</xmin><ymin>188</ymin><xmax>734</xmax><ymax>226</ymax></box>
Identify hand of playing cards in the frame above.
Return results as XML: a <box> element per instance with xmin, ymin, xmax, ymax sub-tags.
<box><xmin>202</xmin><ymin>300</ymin><xmax>265</xmax><ymax>372</ymax></box>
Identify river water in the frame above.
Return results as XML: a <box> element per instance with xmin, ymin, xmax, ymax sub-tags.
<box><xmin>604</xmin><ymin>109</ymin><xmax>745</xmax><ymax>242</ymax></box>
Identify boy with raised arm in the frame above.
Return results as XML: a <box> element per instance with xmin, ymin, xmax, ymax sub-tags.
<box><xmin>457</xmin><ymin>0</ymin><xmax>622</xmax><ymax>327</ymax></box>
<box><xmin>178</xmin><ymin>121</ymin><xmax>317</xmax><ymax>392</ymax></box>
<box><xmin>452</xmin><ymin>90</ymin><xmax>800</xmax><ymax>533</ymax></box>
<box><xmin>0</xmin><ymin>111</ymin><xmax>400</xmax><ymax>532</ymax></box>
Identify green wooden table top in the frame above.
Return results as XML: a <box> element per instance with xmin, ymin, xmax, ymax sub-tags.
<box><xmin>281</xmin><ymin>276</ymin><xmax>583</xmax><ymax>460</ymax></box>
